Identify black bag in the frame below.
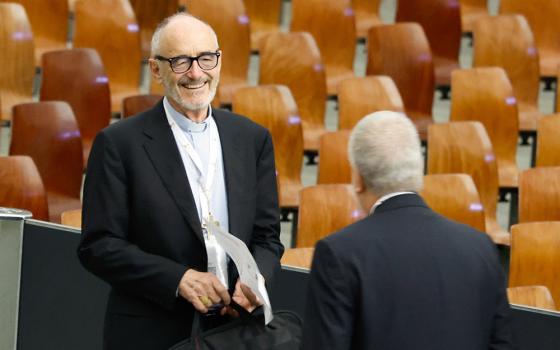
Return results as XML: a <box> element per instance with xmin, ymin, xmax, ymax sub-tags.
<box><xmin>169</xmin><ymin>301</ymin><xmax>302</xmax><ymax>350</ymax></box>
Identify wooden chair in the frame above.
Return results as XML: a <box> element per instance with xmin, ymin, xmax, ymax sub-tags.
<box><xmin>281</xmin><ymin>248</ymin><xmax>314</xmax><ymax>269</ymax></box>
<box><xmin>472</xmin><ymin>15</ymin><xmax>541</xmax><ymax>135</ymax></box>
<box><xmin>183</xmin><ymin>0</ymin><xmax>250</xmax><ymax>106</ymax></box>
<box><xmin>61</xmin><ymin>208</ymin><xmax>82</xmax><ymax>229</ymax></box>
<box><xmin>232</xmin><ymin>85</ymin><xmax>304</xmax><ymax>212</ymax></box>
<box><xmin>460</xmin><ymin>0</ymin><xmax>489</xmax><ymax>33</ymax></box>
<box><xmin>10</xmin><ymin>102</ymin><xmax>83</xmax><ymax>223</ymax></box>
<box><xmin>352</xmin><ymin>0</ymin><xmax>382</xmax><ymax>40</ymax></box>
<box><xmin>421</xmin><ymin>174</ymin><xmax>486</xmax><ymax>232</ymax></box>
<box><xmin>73</xmin><ymin>0</ymin><xmax>142</xmax><ymax>113</ymax></box>
<box><xmin>509</xmin><ymin>222</ymin><xmax>560</xmax><ymax>309</ymax></box>
<box><xmin>244</xmin><ymin>0</ymin><xmax>282</xmax><ymax>51</ymax></box>
<box><xmin>450</xmin><ymin>67</ymin><xmax>520</xmax><ymax>190</ymax></box>
<box><xmin>367</xmin><ymin>23</ymin><xmax>434</xmax><ymax>140</ymax></box>
<box><xmin>500</xmin><ymin>0</ymin><xmax>560</xmax><ymax>79</ymax></box>
<box><xmin>317</xmin><ymin>130</ymin><xmax>352</xmax><ymax>184</ymax></box>
<box><xmin>122</xmin><ymin>94</ymin><xmax>162</xmax><ymax>118</ymax></box>
<box><xmin>428</xmin><ymin>122</ymin><xmax>510</xmax><ymax>245</ymax></box>
<box><xmin>291</xmin><ymin>0</ymin><xmax>356</xmax><ymax>96</ymax></box>
<box><xmin>297</xmin><ymin>184</ymin><xmax>364</xmax><ymax>248</ymax></box>
<box><xmin>0</xmin><ymin>3</ymin><xmax>34</xmax><ymax>122</ymax></box>
<box><xmin>507</xmin><ymin>286</ymin><xmax>556</xmax><ymax>311</ymax></box>
<box><xmin>0</xmin><ymin>155</ymin><xmax>49</xmax><ymax>221</ymax></box>
<box><xmin>536</xmin><ymin>114</ymin><xmax>560</xmax><ymax>167</ymax></box>
<box><xmin>40</xmin><ymin>48</ymin><xmax>111</xmax><ymax>168</ymax></box>
<box><xmin>337</xmin><ymin>75</ymin><xmax>404</xmax><ymax>130</ymax></box>
<box><xmin>519</xmin><ymin>167</ymin><xmax>560</xmax><ymax>223</ymax></box>
<box><xmin>396</xmin><ymin>0</ymin><xmax>461</xmax><ymax>88</ymax></box>
<box><xmin>260</xmin><ymin>32</ymin><xmax>327</xmax><ymax>154</ymax></box>
<box><xmin>129</xmin><ymin>0</ymin><xmax>177</xmax><ymax>60</ymax></box>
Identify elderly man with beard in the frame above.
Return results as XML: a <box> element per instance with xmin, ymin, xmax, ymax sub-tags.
<box><xmin>77</xmin><ymin>14</ymin><xmax>283</xmax><ymax>350</ymax></box>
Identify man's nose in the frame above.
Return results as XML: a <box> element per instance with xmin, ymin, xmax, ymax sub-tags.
<box><xmin>186</xmin><ymin>60</ymin><xmax>204</xmax><ymax>79</ymax></box>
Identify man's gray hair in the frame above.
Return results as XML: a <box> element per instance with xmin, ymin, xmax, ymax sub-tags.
<box><xmin>348</xmin><ymin>111</ymin><xmax>424</xmax><ymax>196</ymax></box>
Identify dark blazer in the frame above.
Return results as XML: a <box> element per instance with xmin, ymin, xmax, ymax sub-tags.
<box><xmin>303</xmin><ymin>193</ymin><xmax>515</xmax><ymax>350</ymax></box>
<box><xmin>77</xmin><ymin>102</ymin><xmax>283</xmax><ymax>350</ymax></box>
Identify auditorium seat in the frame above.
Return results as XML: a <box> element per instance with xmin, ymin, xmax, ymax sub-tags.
<box><xmin>297</xmin><ymin>184</ymin><xmax>364</xmax><ymax>248</ymax></box>
<box><xmin>243</xmin><ymin>0</ymin><xmax>282</xmax><ymax>51</ymax></box>
<box><xmin>291</xmin><ymin>0</ymin><xmax>356</xmax><ymax>96</ymax></box>
<box><xmin>460</xmin><ymin>0</ymin><xmax>489</xmax><ymax>33</ymax></box>
<box><xmin>10</xmin><ymin>102</ymin><xmax>83</xmax><ymax>223</ymax></box>
<box><xmin>129</xmin><ymin>0</ymin><xmax>177</xmax><ymax>60</ymax></box>
<box><xmin>122</xmin><ymin>94</ymin><xmax>162</xmax><ymax>118</ymax></box>
<box><xmin>509</xmin><ymin>221</ymin><xmax>560</xmax><ymax>309</ymax></box>
<box><xmin>0</xmin><ymin>3</ymin><xmax>34</xmax><ymax>122</ymax></box>
<box><xmin>337</xmin><ymin>76</ymin><xmax>404</xmax><ymax>130</ymax></box>
<box><xmin>281</xmin><ymin>248</ymin><xmax>314</xmax><ymax>269</ymax></box>
<box><xmin>317</xmin><ymin>130</ymin><xmax>351</xmax><ymax>184</ymax></box>
<box><xmin>519</xmin><ymin>167</ymin><xmax>560</xmax><ymax>223</ymax></box>
<box><xmin>428</xmin><ymin>122</ymin><xmax>510</xmax><ymax>245</ymax></box>
<box><xmin>352</xmin><ymin>0</ymin><xmax>382</xmax><ymax>40</ymax></box>
<box><xmin>40</xmin><ymin>48</ymin><xmax>111</xmax><ymax>168</ymax></box>
<box><xmin>260</xmin><ymin>32</ymin><xmax>327</xmax><ymax>154</ymax></box>
<box><xmin>472</xmin><ymin>15</ymin><xmax>541</xmax><ymax>135</ymax></box>
<box><xmin>73</xmin><ymin>0</ymin><xmax>142</xmax><ymax>113</ymax></box>
<box><xmin>536</xmin><ymin>114</ymin><xmax>560</xmax><ymax>167</ymax></box>
<box><xmin>450</xmin><ymin>67</ymin><xmax>519</xmax><ymax>190</ymax></box>
<box><xmin>232</xmin><ymin>85</ymin><xmax>304</xmax><ymax>212</ymax></box>
<box><xmin>183</xmin><ymin>0</ymin><xmax>250</xmax><ymax>106</ymax></box>
<box><xmin>421</xmin><ymin>174</ymin><xmax>486</xmax><ymax>233</ymax></box>
<box><xmin>367</xmin><ymin>23</ymin><xmax>434</xmax><ymax>140</ymax></box>
<box><xmin>500</xmin><ymin>0</ymin><xmax>560</xmax><ymax>79</ymax></box>
<box><xmin>61</xmin><ymin>208</ymin><xmax>82</xmax><ymax>229</ymax></box>
<box><xmin>0</xmin><ymin>155</ymin><xmax>49</xmax><ymax>221</ymax></box>
<box><xmin>507</xmin><ymin>285</ymin><xmax>556</xmax><ymax>311</ymax></box>
<box><xmin>396</xmin><ymin>0</ymin><xmax>461</xmax><ymax>88</ymax></box>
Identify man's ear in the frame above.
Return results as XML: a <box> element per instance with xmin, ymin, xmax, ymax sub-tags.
<box><xmin>148</xmin><ymin>59</ymin><xmax>163</xmax><ymax>84</ymax></box>
<box><xmin>351</xmin><ymin>169</ymin><xmax>367</xmax><ymax>194</ymax></box>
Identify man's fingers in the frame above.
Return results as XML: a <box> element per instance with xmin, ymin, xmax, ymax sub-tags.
<box><xmin>240</xmin><ymin>283</ymin><xmax>261</xmax><ymax>306</ymax></box>
<box><xmin>212</xmin><ymin>279</ymin><xmax>231</xmax><ymax>305</ymax></box>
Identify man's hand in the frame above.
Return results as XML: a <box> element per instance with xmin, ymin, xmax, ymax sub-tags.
<box><xmin>221</xmin><ymin>279</ymin><xmax>263</xmax><ymax>316</ymax></box>
<box><xmin>178</xmin><ymin>269</ymin><xmax>231</xmax><ymax>313</ymax></box>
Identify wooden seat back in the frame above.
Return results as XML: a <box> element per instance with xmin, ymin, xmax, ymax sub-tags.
<box><xmin>519</xmin><ymin>167</ymin><xmax>560</xmax><ymax>223</ymax></box>
<box><xmin>317</xmin><ymin>131</ymin><xmax>352</xmax><ymax>184</ymax></box>
<box><xmin>129</xmin><ymin>0</ymin><xmax>177</xmax><ymax>60</ymax></box>
<box><xmin>244</xmin><ymin>0</ymin><xmax>282</xmax><ymax>51</ymax></box>
<box><xmin>281</xmin><ymin>248</ymin><xmax>314</xmax><ymax>270</ymax></box>
<box><xmin>352</xmin><ymin>0</ymin><xmax>382</xmax><ymax>39</ymax></box>
<box><xmin>61</xmin><ymin>208</ymin><xmax>82</xmax><ymax>229</ymax></box>
<box><xmin>460</xmin><ymin>0</ymin><xmax>490</xmax><ymax>32</ymax></box>
<box><xmin>536</xmin><ymin>114</ymin><xmax>560</xmax><ymax>167</ymax></box>
<box><xmin>122</xmin><ymin>94</ymin><xmax>162</xmax><ymax>118</ymax></box>
<box><xmin>507</xmin><ymin>285</ymin><xmax>556</xmax><ymax>311</ymax></box>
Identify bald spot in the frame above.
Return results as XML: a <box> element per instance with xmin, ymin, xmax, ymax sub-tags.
<box><xmin>152</xmin><ymin>15</ymin><xmax>219</xmax><ymax>57</ymax></box>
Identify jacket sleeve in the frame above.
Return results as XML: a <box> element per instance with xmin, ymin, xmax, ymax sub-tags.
<box><xmin>489</xmin><ymin>267</ymin><xmax>517</xmax><ymax>349</ymax></box>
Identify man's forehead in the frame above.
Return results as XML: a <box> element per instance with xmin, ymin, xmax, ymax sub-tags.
<box><xmin>159</xmin><ymin>17</ymin><xmax>218</xmax><ymax>53</ymax></box>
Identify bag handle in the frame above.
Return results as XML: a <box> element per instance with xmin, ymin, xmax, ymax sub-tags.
<box><xmin>190</xmin><ymin>300</ymin><xmax>264</xmax><ymax>336</ymax></box>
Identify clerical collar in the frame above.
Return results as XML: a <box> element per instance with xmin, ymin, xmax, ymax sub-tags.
<box><xmin>370</xmin><ymin>191</ymin><xmax>416</xmax><ymax>214</ymax></box>
<box><xmin>163</xmin><ymin>96</ymin><xmax>212</xmax><ymax>133</ymax></box>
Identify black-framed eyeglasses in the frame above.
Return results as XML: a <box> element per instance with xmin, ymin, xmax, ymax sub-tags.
<box><xmin>154</xmin><ymin>51</ymin><xmax>221</xmax><ymax>73</ymax></box>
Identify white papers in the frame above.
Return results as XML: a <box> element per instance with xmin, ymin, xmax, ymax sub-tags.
<box><xmin>203</xmin><ymin>218</ymin><xmax>273</xmax><ymax>324</ymax></box>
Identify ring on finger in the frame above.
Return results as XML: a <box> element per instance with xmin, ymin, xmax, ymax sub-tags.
<box><xmin>199</xmin><ymin>295</ymin><xmax>212</xmax><ymax>307</ymax></box>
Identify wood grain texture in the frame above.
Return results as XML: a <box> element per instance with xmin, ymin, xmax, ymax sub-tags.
<box><xmin>122</xmin><ymin>94</ymin><xmax>162</xmax><ymax>118</ymax></box>
<box><xmin>317</xmin><ymin>130</ymin><xmax>351</xmax><ymax>185</ymax></box>
<box><xmin>281</xmin><ymin>247</ymin><xmax>314</xmax><ymax>270</ymax></box>
<box><xmin>460</xmin><ymin>0</ymin><xmax>489</xmax><ymax>33</ymax></box>
<box><xmin>61</xmin><ymin>208</ymin><xmax>82</xmax><ymax>229</ymax></box>
<box><xmin>129</xmin><ymin>0</ymin><xmax>177</xmax><ymax>59</ymax></box>
<box><xmin>536</xmin><ymin>114</ymin><xmax>560</xmax><ymax>167</ymax></box>
<box><xmin>519</xmin><ymin>167</ymin><xmax>560</xmax><ymax>223</ymax></box>
<box><xmin>232</xmin><ymin>85</ymin><xmax>303</xmax><ymax>209</ymax></box>
<box><xmin>352</xmin><ymin>0</ymin><xmax>382</xmax><ymax>39</ymax></box>
<box><xmin>244</xmin><ymin>0</ymin><xmax>282</xmax><ymax>51</ymax></box>
<box><xmin>507</xmin><ymin>285</ymin><xmax>556</xmax><ymax>311</ymax></box>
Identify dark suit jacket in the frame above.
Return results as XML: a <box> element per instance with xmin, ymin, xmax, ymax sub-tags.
<box><xmin>303</xmin><ymin>193</ymin><xmax>515</xmax><ymax>350</ymax></box>
<box><xmin>77</xmin><ymin>102</ymin><xmax>283</xmax><ymax>350</ymax></box>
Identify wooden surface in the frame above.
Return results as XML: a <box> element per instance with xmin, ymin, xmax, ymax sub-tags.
<box><xmin>73</xmin><ymin>0</ymin><xmax>141</xmax><ymax>112</ymax></box>
<box><xmin>291</xmin><ymin>0</ymin><xmax>355</xmax><ymax>96</ymax></box>
<box><xmin>367</xmin><ymin>23</ymin><xmax>434</xmax><ymax>140</ymax></box>
<box><xmin>352</xmin><ymin>0</ymin><xmax>382</xmax><ymax>39</ymax></box>
<box><xmin>0</xmin><ymin>155</ymin><xmax>49</xmax><ymax>221</ymax></box>
<box><xmin>421</xmin><ymin>174</ymin><xmax>486</xmax><ymax>233</ymax></box>
<box><xmin>317</xmin><ymin>130</ymin><xmax>352</xmax><ymax>184</ymax></box>
<box><xmin>232</xmin><ymin>85</ymin><xmax>303</xmax><ymax>209</ymax></box>
<box><xmin>244</xmin><ymin>0</ymin><xmax>282</xmax><ymax>51</ymax></box>
<box><xmin>259</xmin><ymin>32</ymin><xmax>327</xmax><ymax>152</ymax></box>
<box><xmin>122</xmin><ymin>94</ymin><xmax>162</xmax><ymax>118</ymax></box>
<box><xmin>61</xmin><ymin>208</ymin><xmax>82</xmax><ymax>229</ymax></box>
<box><xmin>460</xmin><ymin>0</ymin><xmax>489</xmax><ymax>33</ymax></box>
<box><xmin>507</xmin><ymin>286</ymin><xmax>557</xmax><ymax>311</ymax></box>
<box><xmin>297</xmin><ymin>184</ymin><xmax>364</xmax><ymax>247</ymax></box>
<box><xmin>427</xmin><ymin>121</ymin><xmax>510</xmax><ymax>245</ymax></box>
<box><xmin>280</xmin><ymin>248</ymin><xmax>314</xmax><ymax>270</ymax></box>
<box><xmin>472</xmin><ymin>15</ymin><xmax>541</xmax><ymax>132</ymax></box>
<box><xmin>450</xmin><ymin>67</ymin><xmax>519</xmax><ymax>189</ymax></box>
<box><xmin>183</xmin><ymin>0</ymin><xmax>250</xmax><ymax>105</ymax></box>
<box><xmin>129</xmin><ymin>0</ymin><xmax>177</xmax><ymax>59</ymax></box>
<box><xmin>500</xmin><ymin>0</ymin><xmax>560</xmax><ymax>77</ymax></box>
<box><xmin>509</xmin><ymin>222</ymin><xmax>560</xmax><ymax>309</ymax></box>
<box><xmin>40</xmin><ymin>48</ymin><xmax>111</xmax><ymax>168</ymax></box>
<box><xmin>338</xmin><ymin>75</ymin><xmax>404</xmax><ymax>130</ymax></box>
<box><xmin>536</xmin><ymin>114</ymin><xmax>560</xmax><ymax>167</ymax></box>
<box><xmin>0</xmin><ymin>3</ymin><xmax>34</xmax><ymax>122</ymax></box>
<box><xmin>519</xmin><ymin>167</ymin><xmax>560</xmax><ymax>223</ymax></box>
<box><xmin>396</xmin><ymin>0</ymin><xmax>461</xmax><ymax>87</ymax></box>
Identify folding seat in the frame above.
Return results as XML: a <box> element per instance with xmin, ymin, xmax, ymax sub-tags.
<box><xmin>536</xmin><ymin>114</ymin><xmax>560</xmax><ymax>167</ymax></box>
<box><xmin>40</xmin><ymin>48</ymin><xmax>111</xmax><ymax>167</ymax></box>
<box><xmin>421</xmin><ymin>174</ymin><xmax>486</xmax><ymax>233</ymax></box>
<box><xmin>122</xmin><ymin>94</ymin><xmax>162</xmax><ymax>118</ymax></box>
<box><xmin>73</xmin><ymin>0</ymin><xmax>142</xmax><ymax>113</ymax></box>
<box><xmin>291</xmin><ymin>0</ymin><xmax>356</xmax><ymax>96</ymax></box>
<box><xmin>367</xmin><ymin>23</ymin><xmax>434</xmax><ymax>140</ymax></box>
<box><xmin>0</xmin><ymin>155</ymin><xmax>49</xmax><ymax>221</ymax></box>
<box><xmin>61</xmin><ymin>208</ymin><xmax>82</xmax><ymax>229</ymax></box>
<box><xmin>518</xmin><ymin>167</ymin><xmax>560</xmax><ymax>223</ymax></box>
<box><xmin>129</xmin><ymin>0</ymin><xmax>177</xmax><ymax>60</ymax></box>
<box><xmin>281</xmin><ymin>248</ymin><xmax>314</xmax><ymax>270</ymax></box>
<box><xmin>428</xmin><ymin>122</ymin><xmax>510</xmax><ymax>245</ymax></box>
<box><xmin>460</xmin><ymin>0</ymin><xmax>489</xmax><ymax>33</ymax></box>
<box><xmin>509</xmin><ymin>221</ymin><xmax>560</xmax><ymax>309</ymax></box>
<box><xmin>337</xmin><ymin>75</ymin><xmax>404</xmax><ymax>130</ymax></box>
<box><xmin>507</xmin><ymin>285</ymin><xmax>556</xmax><ymax>311</ymax></box>
<box><xmin>182</xmin><ymin>0</ymin><xmax>250</xmax><ymax>106</ymax></box>
<box><xmin>260</xmin><ymin>32</ymin><xmax>327</xmax><ymax>155</ymax></box>
<box><xmin>352</xmin><ymin>0</ymin><xmax>382</xmax><ymax>40</ymax></box>
<box><xmin>10</xmin><ymin>102</ymin><xmax>83</xmax><ymax>223</ymax></box>
<box><xmin>317</xmin><ymin>131</ymin><xmax>352</xmax><ymax>185</ymax></box>
<box><xmin>396</xmin><ymin>0</ymin><xmax>461</xmax><ymax>89</ymax></box>
<box><xmin>0</xmin><ymin>3</ymin><xmax>34</xmax><ymax>122</ymax></box>
<box><xmin>243</xmin><ymin>0</ymin><xmax>282</xmax><ymax>51</ymax></box>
